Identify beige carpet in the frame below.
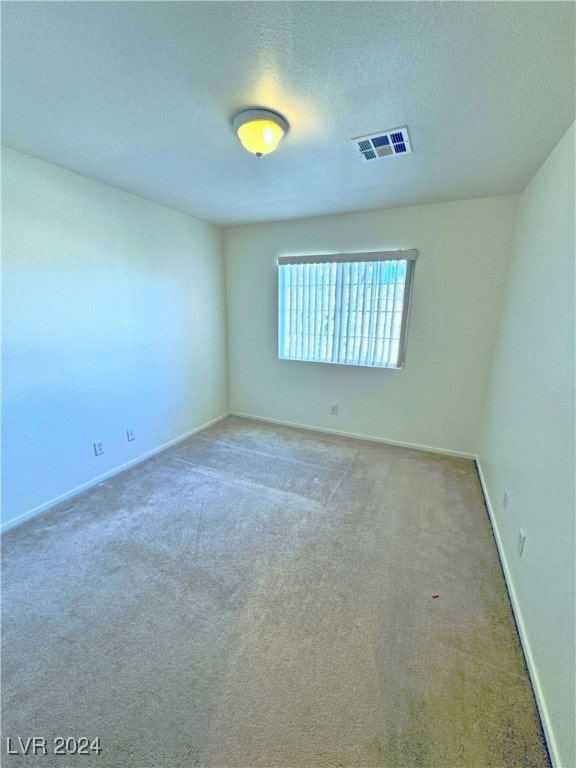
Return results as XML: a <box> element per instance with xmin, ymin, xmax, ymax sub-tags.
<box><xmin>1</xmin><ymin>416</ymin><xmax>550</xmax><ymax>767</ymax></box>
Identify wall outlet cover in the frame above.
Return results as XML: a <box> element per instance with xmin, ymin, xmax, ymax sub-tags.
<box><xmin>517</xmin><ymin>529</ymin><xmax>526</xmax><ymax>557</ymax></box>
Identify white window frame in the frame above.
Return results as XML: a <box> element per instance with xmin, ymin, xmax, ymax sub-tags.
<box><xmin>278</xmin><ymin>249</ymin><xmax>418</xmax><ymax>369</ymax></box>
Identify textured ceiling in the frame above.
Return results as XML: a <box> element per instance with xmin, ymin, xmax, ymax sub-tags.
<box><xmin>2</xmin><ymin>1</ymin><xmax>575</xmax><ymax>227</ymax></box>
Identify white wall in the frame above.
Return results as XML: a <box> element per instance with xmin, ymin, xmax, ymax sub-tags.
<box><xmin>224</xmin><ymin>196</ymin><xmax>517</xmax><ymax>456</ymax></box>
<box><xmin>1</xmin><ymin>147</ymin><xmax>229</xmax><ymax>528</ymax></box>
<box><xmin>477</xmin><ymin>124</ymin><xmax>575</xmax><ymax>768</ymax></box>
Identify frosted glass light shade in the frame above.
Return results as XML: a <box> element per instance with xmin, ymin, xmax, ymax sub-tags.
<box><xmin>233</xmin><ymin>109</ymin><xmax>288</xmax><ymax>156</ymax></box>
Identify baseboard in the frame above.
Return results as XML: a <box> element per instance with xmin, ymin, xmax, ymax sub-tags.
<box><xmin>475</xmin><ymin>459</ymin><xmax>559</xmax><ymax>768</ymax></box>
<box><xmin>230</xmin><ymin>411</ymin><xmax>476</xmax><ymax>460</ymax></box>
<box><xmin>1</xmin><ymin>412</ymin><xmax>231</xmax><ymax>533</ymax></box>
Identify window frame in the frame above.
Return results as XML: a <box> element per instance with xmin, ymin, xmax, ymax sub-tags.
<box><xmin>277</xmin><ymin>249</ymin><xmax>418</xmax><ymax>370</ymax></box>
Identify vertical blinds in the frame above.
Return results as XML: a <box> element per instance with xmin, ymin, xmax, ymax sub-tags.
<box><xmin>278</xmin><ymin>250</ymin><xmax>417</xmax><ymax>369</ymax></box>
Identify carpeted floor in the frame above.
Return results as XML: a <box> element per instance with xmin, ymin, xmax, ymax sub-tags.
<box><xmin>1</xmin><ymin>416</ymin><xmax>550</xmax><ymax>767</ymax></box>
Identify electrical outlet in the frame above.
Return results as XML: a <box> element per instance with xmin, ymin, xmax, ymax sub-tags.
<box><xmin>517</xmin><ymin>529</ymin><xmax>526</xmax><ymax>558</ymax></box>
<box><xmin>93</xmin><ymin>441</ymin><xmax>104</xmax><ymax>456</ymax></box>
<box><xmin>330</xmin><ymin>404</ymin><xmax>338</xmax><ymax>415</ymax></box>
<box><xmin>127</xmin><ymin>429</ymin><xmax>135</xmax><ymax>442</ymax></box>
<box><xmin>503</xmin><ymin>491</ymin><xmax>510</xmax><ymax>510</ymax></box>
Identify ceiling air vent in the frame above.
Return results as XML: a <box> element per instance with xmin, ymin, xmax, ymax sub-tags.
<box><xmin>352</xmin><ymin>126</ymin><xmax>412</xmax><ymax>161</ymax></box>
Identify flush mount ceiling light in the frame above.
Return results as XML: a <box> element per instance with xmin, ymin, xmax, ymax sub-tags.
<box><xmin>232</xmin><ymin>108</ymin><xmax>288</xmax><ymax>157</ymax></box>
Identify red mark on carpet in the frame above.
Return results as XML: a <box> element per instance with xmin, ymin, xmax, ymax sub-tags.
<box><xmin>432</xmin><ymin>594</ymin><xmax>440</xmax><ymax>599</ymax></box>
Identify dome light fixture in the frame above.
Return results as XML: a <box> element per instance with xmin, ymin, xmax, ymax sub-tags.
<box><xmin>232</xmin><ymin>108</ymin><xmax>289</xmax><ymax>157</ymax></box>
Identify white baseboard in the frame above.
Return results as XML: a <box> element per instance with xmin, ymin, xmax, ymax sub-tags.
<box><xmin>475</xmin><ymin>459</ymin><xmax>558</xmax><ymax>768</ymax></box>
<box><xmin>230</xmin><ymin>411</ymin><xmax>476</xmax><ymax>460</ymax></box>
<box><xmin>1</xmin><ymin>413</ymin><xmax>230</xmax><ymax>533</ymax></box>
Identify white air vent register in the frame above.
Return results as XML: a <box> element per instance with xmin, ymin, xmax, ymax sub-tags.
<box><xmin>352</xmin><ymin>126</ymin><xmax>412</xmax><ymax>161</ymax></box>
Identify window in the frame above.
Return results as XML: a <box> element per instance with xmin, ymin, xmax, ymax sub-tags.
<box><xmin>278</xmin><ymin>249</ymin><xmax>417</xmax><ymax>369</ymax></box>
